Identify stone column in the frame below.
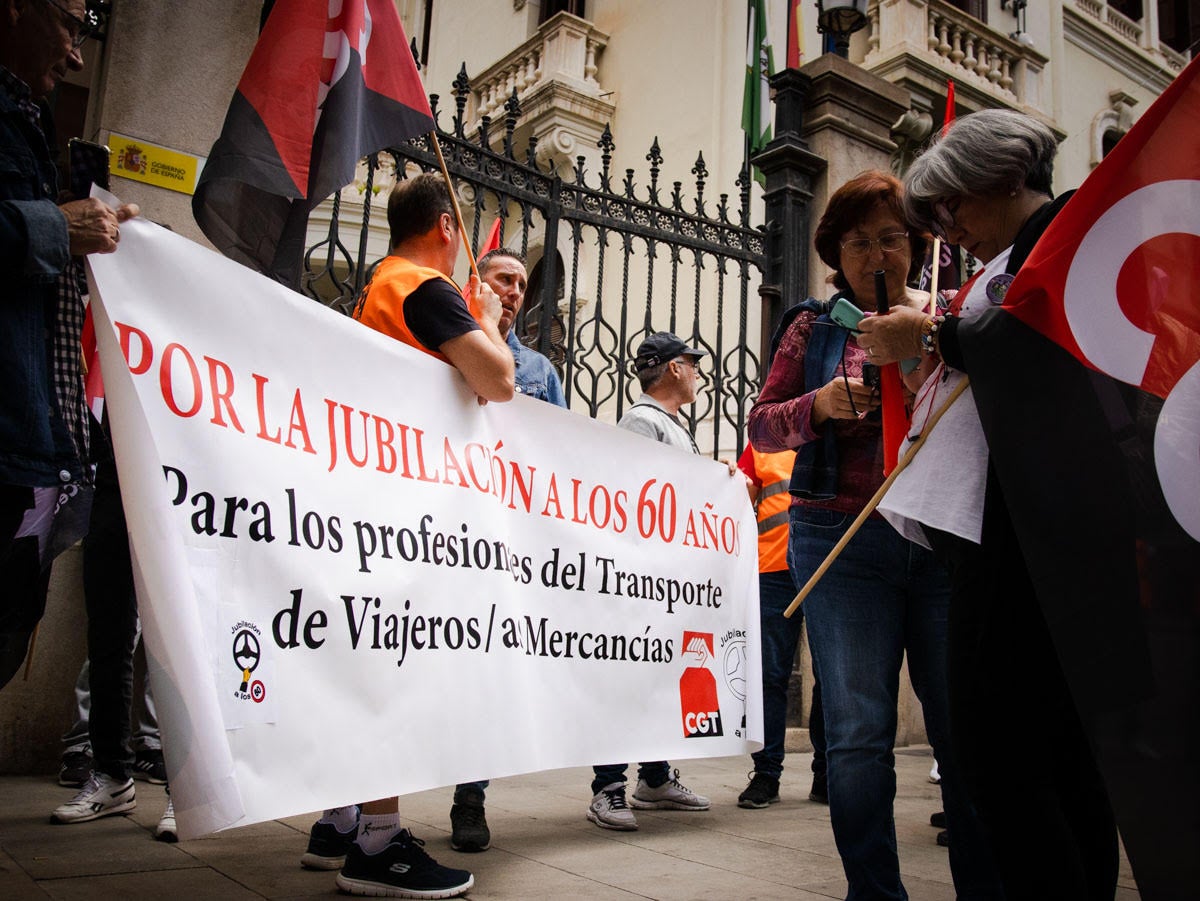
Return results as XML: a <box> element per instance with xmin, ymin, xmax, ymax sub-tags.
<box><xmin>797</xmin><ymin>53</ymin><xmax>910</xmax><ymax>300</ymax></box>
<box><xmin>752</xmin><ymin>68</ymin><xmax>827</xmax><ymax>362</ymax></box>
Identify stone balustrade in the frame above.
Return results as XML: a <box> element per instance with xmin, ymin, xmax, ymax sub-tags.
<box><xmin>865</xmin><ymin>0</ymin><xmax>1048</xmax><ymax>113</ymax></box>
<box><xmin>470</xmin><ymin>12</ymin><xmax>608</xmax><ymax>127</ymax></box>
<box><xmin>1071</xmin><ymin>0</ymin><xmax>1189</xmax><ymax>71</ymax></box>
<box><xmin>1074</xmin><ymin>0</ymin><xmax>1143</xmax><ymax>46</ymax></box>
<box><xmin>925</xmin><ymin>6</ymin><xmax>1017</xmax><ymax>95</ymax></box>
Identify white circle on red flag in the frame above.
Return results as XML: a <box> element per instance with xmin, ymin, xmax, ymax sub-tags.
<box><xmin>1155</xmin><ymin>361</ymin><xmax>1200</xmax><ymax>541</ymax></box>
<box><xmin>1064</xmin><ymin>179</ymin><xmax>1200</xmax><ymax>388</ymax></box>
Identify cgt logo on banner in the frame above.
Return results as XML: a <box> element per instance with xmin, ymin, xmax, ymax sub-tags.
<box><xmin>679</xmin><ymin>631</ymin><xmax>723</xmax><ymax>738</ymax></box>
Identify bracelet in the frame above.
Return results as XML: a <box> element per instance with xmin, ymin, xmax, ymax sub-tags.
<box><xmin>920</xmin><ymin>315</ymin><xmax>945</xmax><ymax>355</ymax></box>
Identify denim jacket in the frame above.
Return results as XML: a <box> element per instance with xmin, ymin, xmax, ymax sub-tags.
<box><xmin>508</xmin><ymin>329</ymin><xmax>567</xmax><ymax>409</ymax></box>
<box><xmin>766</xmin><ymin>296</ymin><xmax>849</xmax><ymax>502</ymax></box>
<box><xmin>0</xmin><ymin>90</ymin><xmax>80</xmax><ymax>486</ymax></box>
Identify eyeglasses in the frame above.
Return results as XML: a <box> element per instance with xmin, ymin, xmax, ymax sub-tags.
<box><xmin>840</xmin><ymin>232</ymin><xmax>909</xmax><ymax>258</ymax></box>
<box><xmin>672</xmin><ymin>356</ymin><xmax>698</xmax><ymax>370</ymax></box>
<box><xmin>42</xmin><ymin>0</ymin><xmax>98</xmax><ymax>49</ymax></box>
<box><xmin>930</xmin><ymin>198</ymin><xmax>961</xmax><ymax>242</ymax></box>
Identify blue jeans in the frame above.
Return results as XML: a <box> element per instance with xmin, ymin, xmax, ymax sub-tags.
<box><xmin>790</xmin><ymin>507</ymin><xmax>1001</xmax><ymax>901</ymax></box>
<box><xmin>752</xmin><ymin>569</ymin><xmax>825</xmax><ymax>780</ymax></box>
<box><xmin>590</xmin><ymin>762</ymin><xmax>669</xmax><ymax>795</ymax></box>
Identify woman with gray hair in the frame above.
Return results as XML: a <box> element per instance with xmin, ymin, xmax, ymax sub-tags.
<box><xmin>857</xmin><ymin>109</ymin><xmax>1124</xmax><ymax>900</ymax></box>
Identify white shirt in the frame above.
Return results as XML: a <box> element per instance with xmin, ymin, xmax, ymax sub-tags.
<box><xmin>878</xmin><ymin>247</ymin><xmax>1013</xmax><ymax>548</ymax></box>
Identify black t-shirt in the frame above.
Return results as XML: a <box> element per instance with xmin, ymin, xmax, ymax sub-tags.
<box><xmin>402</xmin><ymin>278</ymin><xmax>481</xmax><ymax>353</ymax></box>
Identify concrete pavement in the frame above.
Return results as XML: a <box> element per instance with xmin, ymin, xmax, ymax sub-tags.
<box><xmin>0</xmin><ymin>746</ymin><xmax>1141</xmax><ymax>900</ymax></box>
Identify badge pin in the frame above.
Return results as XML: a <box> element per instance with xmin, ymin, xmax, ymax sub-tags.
<box><xmin>985</xmin><ymin>273</ymin><xmax>1014</xmax><ymax>305</ymax></box>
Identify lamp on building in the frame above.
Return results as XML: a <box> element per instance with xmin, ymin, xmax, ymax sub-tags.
<box><xmin>816</xmin><ymin>0</ymin><xmax>869</xmax><ymax>58</ymax></box>
<box><xmin>1000</xmin><ymin>0</ymin><xmax>1035</xmax><ymax>47</ymax></box>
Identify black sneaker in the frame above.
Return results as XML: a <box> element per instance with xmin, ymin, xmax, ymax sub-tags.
<box><xmin>449</xmin><ymin>790</ymin><xmax>490</xmax><ymax>852</ymax></box>
<box><xmin>808</xmin><ymin>773</ymin><xmax>828</xmax><ymax>804</ymax></box>
<box><xmin>133</xmin><ymin>748</ymin><xmax>168</xmax><ymax>784</ymax></box>
<box><xmin>300</xmin><ymin>817</ymin><xmax>358</xmax><ymax>870</ymax></box>
<box><xmin>58</xmin><ymin>749</ymin><xmax>93</xmax><ymax>788</ymax></box>
<box><xmin>336</xmin><ymin>829</ymin><xmax>473</xmax><ymax>898</ymax></box>
<box><xmin>737</xmin><ymin>772</ymin><xmax>780</xmax><ymax>809</ymax></box>
<box><xmin>930</xmin><ymin>810</ymin><xmax>947</xmax><ymax>829</ymax></box>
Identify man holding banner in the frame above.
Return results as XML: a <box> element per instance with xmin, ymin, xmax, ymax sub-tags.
<box><xmin>587</xmin><ymin>332</ymin><xmax>714</xmax><ymax>831</ymax></box>
<box><xmin>447</xmin><ymin>246</ymin><xmax>567</xmax><ymax>854</ymax></box>
<box><xmin>0</xmin><ymin>0</ymin><xmax>138</xmax><ymax>689</ymax></box>
<box><xmin>298</xmin><ymin>171</ymin><xmax>512</xmax><ymax>898</ymax></box>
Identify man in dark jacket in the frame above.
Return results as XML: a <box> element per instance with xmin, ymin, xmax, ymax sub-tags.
<box><xmin>0</xmin><ymin>0</ymin><xmax>138</xmax><ymax>688</ymax></box>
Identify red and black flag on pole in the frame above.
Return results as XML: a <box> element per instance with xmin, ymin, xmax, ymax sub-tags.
<box><xmin>967</xmin><ymin>56</ymin><xmax>1200</xmax><ymax>895</ymax></box>
<box><xmin>917</xmin><ymin>80</ymin><xmax>960</xmax><ymax>302</ymax></box>
<box><xmin>193</xmin><ymin>0</ymin><xmax>433</xmax><ymax>289</ymax></box>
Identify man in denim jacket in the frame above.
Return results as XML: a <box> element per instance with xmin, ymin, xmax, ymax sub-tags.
<box><xmin>480</xmin><ymin>248</ymin><xmax>566</xmax><ymax>408</ymax></box>
<box><xmin>0</xmin><ymin>0</ymin><xmax>137</xmax><ymax>688</ymax></box>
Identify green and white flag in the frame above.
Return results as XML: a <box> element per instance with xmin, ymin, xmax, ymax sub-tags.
<box><xmin>742</xmin><ymin>0</ymin><xmax>775</xmax><ymax>184</ymax></box>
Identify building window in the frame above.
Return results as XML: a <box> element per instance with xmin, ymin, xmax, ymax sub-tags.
<box><xmin>1102</xmin><ymin>128</ymin><xmax>1124</xmax><ymax>157</ymax></box>
<box><xmin>540</xmin><ymin>0</ymin><xmax>586</xmax><ymax>24</ymax></box>
<box><xmin>947</xmin><ymin>0</ymin><xmax>987</xmax><ymax>23</ymax></box>
<box><xmin>1158</xmin><ymin>0</ymin><xmax>1199</xmax><ymax>54</ymax></box>
<box><xmin>1110</xmin><ymin>0</ymin><xmax>1144</xmax><ymax>20</ymax></box>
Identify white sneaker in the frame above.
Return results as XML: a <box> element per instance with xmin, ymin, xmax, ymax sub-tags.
<box><xmin>51</xmin><ymin>772</ymin><xmax>136</xmax><ymax>824</ymax></box>
<box><xmin>630</xmin><ymin>769</ymin><xmax>710</xmax><ymax>810</ymax></box>
<box><xmin>929</xmin><ymin>760</ymin><xmax>941</xmax><ymax>784</ymax></box>
<box><xmin>587</xmin><ymin>782</ymin><xmax>638</xmax><ymax>830</ymax></box>
<box><xmin>155</xmin><ymin>799</ymin><xmax>178</xmax><ymax>842</ymax></box>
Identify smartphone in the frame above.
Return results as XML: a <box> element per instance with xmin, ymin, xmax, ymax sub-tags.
<box><xmin>68</xmin><ymin>138</ymin><xmax>111</xmax><ymax>200</ymax></box>
<box><xmin>830</xmin><ymin>297</ymin><xmax>865</xmax><ymax>331</ymax></box>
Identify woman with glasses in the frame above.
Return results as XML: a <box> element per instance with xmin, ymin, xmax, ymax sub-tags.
<box><xmin>858</xmin><ymin>109</ymin><xmax>1126</xmax><ymax>901</ymax></box>
<box><xmin>748</xmin><ymin>171</ymin><xmax>1000</xmax><ymax>901</ymax></box>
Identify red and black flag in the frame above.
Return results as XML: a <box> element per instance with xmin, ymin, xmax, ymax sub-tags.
<box><xmin>193</xmin><ymin>0</ymin><xmax>433</xmax><ymax>288</ymax></box>
<box><xmin>968</xmin><ymin>56</ymin><xmax>1200</xmax><ymax>895</ymax></box>
<box><xmin>917</xmin><ymin>80</ymin><xmax>961</xmax><ymax>301</ymax></box>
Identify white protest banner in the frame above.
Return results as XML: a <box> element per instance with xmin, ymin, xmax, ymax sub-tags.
<box><xmin>87</xmin><ymin>215</ymin><xmax>761</xmax><ymax>839</ymax></box>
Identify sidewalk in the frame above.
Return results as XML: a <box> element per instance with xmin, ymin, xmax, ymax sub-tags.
<box><xmin>0</xmin><ymin>747</ymin><xmax>1140</xmax><ymax>900</ymax></box>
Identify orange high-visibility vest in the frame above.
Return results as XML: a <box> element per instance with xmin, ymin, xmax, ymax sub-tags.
<box><xmin>750</xmin><ymin>447</ymin><xmax>795</xmax><ymax>574</ymax></box>
<box><xmin>354</xmin><ymin>255</ymin><xmax>465</xmax><ymax>363</ymax></box>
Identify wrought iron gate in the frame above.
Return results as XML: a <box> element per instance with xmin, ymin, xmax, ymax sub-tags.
<box><xmin>301</xmin><ymin>68</ymin><xmax>768</xmax><ymax>460</ymax></box>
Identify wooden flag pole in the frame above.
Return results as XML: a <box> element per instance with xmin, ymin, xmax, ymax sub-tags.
<box><xmin>22</xmin><ymin>624</ymin><xmax>39</xmax><ymax>681</ymax></box>
<box><xmin>429</xmin><ymin>131</ymin><xmax>480</xmax><ymax>282</ymax></box>
<box><xmin>783</xmin><ymin>376</ymin><xmax>971</xmax><ymax>618</ymax></box>
<box><xmin>927</xmin><ymin>236</ymin><xmax>942</xmax><ymax>316</ymax></box>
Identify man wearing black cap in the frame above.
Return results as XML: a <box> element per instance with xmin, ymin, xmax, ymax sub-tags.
<box><xmin>617</xmin><ymin>332</ymin><xmax>706</xmax><ymax>452</ymax></box>
<box><xmin>586</xmin><ymin>331</ymin><xmax>711</xmax><ymax>830</ymax></box>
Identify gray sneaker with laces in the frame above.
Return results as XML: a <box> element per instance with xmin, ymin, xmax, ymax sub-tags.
<box><xmin>155</xmin><ymin>798</ymin><xmax>178</xmax><ymax>842</ymax></box>
<box><xmin>51</xmin><ymin>772</ymin><xmax>136</xmax><ymax>824</ymax></box>
<box><xmin>587</xmin><ymin>781</ymin><xmax>638</xmax><ymax>830</ymax></box>
<box><xmin>630</xmin><ymin>769</ymin><xmax>710</xmax><ymax>810</ymax></box>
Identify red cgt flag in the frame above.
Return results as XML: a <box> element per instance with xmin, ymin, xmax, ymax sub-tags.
<box><xmin>193</xmin><ymin>0</ymin><xmax>434</xmax><ymax>289</ymax></box>
<box><xmin>785</xmin><ymin>0</ymin><xmax>804</xmax><ymax>69</ymax></box>
<box><xmin>479</xmin><ymin>217</ymin><xmax>503</xmax><ymax>258</ymax></box>
<box><xmin>1003</xmin><ymin>57</ymin><xmax>1200</xmax><ymax>403</ymax></box>
<box><xmin>462</xmin><ymin>218</ymin><xmax>504</xmax><ymax>315</ymax></box>
<box><xmin>975</xmin><ymin>58</ymin><xmax>1200</xmax><ymax>894</ymax></box>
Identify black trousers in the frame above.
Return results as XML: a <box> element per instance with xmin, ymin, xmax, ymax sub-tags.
<box><xmin>82</xmin><ymin>457</ymin><xmax>139</xmax><ymax>781</ymax></box>
<box><xmin>932</xmin><ymin>486</ymin><xmax>1119</xmax><ymax>901</ymax></box>
<box><xmin>0</xmin><ymin>485</ymin><xmax>50</xmax><ymax>690</ymax></box>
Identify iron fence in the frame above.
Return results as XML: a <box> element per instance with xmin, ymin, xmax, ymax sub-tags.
<box><xmin>301</xmin><ymin>67</ymin><xmax>768</xmax><ymax>459</ymax></box>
